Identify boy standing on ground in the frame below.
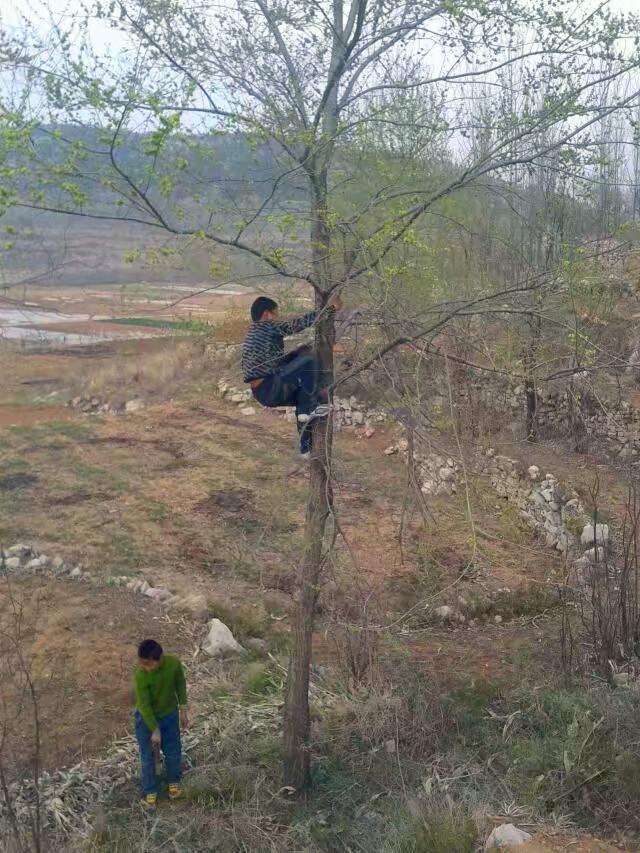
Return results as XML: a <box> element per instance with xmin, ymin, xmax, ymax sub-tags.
<box><xmin>133</xmin><ymin>639</ymin><xmax>189</xmax><ymax>808</ymax></box>
<box><xmin>241</xmin><ymin>294</ymin><xmax>343</xmax><ymax>457</ymax></box>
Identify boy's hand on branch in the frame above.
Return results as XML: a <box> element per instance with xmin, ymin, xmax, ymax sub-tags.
<box><xmin>180</xmin><ymin>708</ymin><xmax>190</xmax><ymax>730</ymax></box>
<box><xmin>328</xmin><ymin>293</ymin><xmax>343</xmax><ymax>311</ymax></box>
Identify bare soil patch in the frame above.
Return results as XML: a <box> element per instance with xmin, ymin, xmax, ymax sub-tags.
<box><xmin>0</xmin><ymin>577</ymin><xmax>194</xmax><ymax>771</ymax></box>
<box><xmin>0</xmin><ymin>403</ymin><xmax>73</xmax><ymax>428</ymax></box>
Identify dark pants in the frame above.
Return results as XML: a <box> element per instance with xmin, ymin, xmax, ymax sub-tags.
<box><xmin>135</xmin><ymin>709</ymin><xmax>182</xmax><ymax>795</ymax></box>
<box><xmin>252</xmin><ymin>347</ymin><xmax>326</xmax><ymax>453</ymax></box>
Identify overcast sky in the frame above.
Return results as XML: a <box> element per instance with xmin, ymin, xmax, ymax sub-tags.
<box><xmin>4</xmin><ymin>0</ymin><xmax>640</xmax><ymax>35</ymax></box>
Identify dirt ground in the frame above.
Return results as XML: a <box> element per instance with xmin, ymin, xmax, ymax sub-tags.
<box><xmin>0</xmin><ymin>334</ymin><xmax>573</xmax><ymax>764</ymax></box>
<box><xmin>1</xmin><ymin>315</ymin><xmax>638</xmax><ymax>848</ymax></box>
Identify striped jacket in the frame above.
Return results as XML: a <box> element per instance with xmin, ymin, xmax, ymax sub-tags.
<box><xmin>241</xmin><ymin>311</ymin><xmax>318</xmax><ymax>382</ymax></box>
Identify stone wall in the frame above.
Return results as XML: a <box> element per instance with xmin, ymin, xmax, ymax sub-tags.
<box><xmin>383</xmin><ymin>440</ymin><xmax>609</xmax><ymax>581</ymax></box>
<box><xmin>215</xmin><ymin>379</ymin><xmax>386</xmax><ymax>434</ymax></box>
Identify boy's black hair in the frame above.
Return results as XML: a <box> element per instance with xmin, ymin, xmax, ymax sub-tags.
<box><xmin>138</xmin><ymin>639</ymin><xmax>163</xmax><ymax>660</ymax></box>
<box><xmin>251</xmin><ymin>296</ymin><xmax>278</xmax><ymax>322</ymax></box>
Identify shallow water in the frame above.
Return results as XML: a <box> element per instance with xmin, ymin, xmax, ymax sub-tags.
<box><xmin>0</xmin><ymin>307</ymin><xmax>89</xmax><ymax>326</ymax></box>
<box><xmin>0</xmin><ymin>326</ymin><xmax>122</xmax><ymax>345</ymax></box>
<box><xmin>0</xmin><ymin>307</ymin><xmax>153</xmax><ymax>346</ymax></box>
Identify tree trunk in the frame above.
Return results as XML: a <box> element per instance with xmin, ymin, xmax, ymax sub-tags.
<box><xmin>282</xmin><ymin>414</ymin><xmax>333</xmax><ymax>788</ymax></box>
<box><xmin>283</xmin><ymin>0</ymin><xmax>343</xmax><ymax>792</ymax></box>
<box><xmin>523</xmin><ymin>315</ymin><xmax>540</xmax><ymax>442</ymax></box>
<box><xmin>525</xmin><ymin>377</ymin><xmax>537</xmax><ymax>442</ymax></box>
<box><xmin>283</xmin><ymin>181</ymin><xmax>335</xmax><ymax>790</ymax></box>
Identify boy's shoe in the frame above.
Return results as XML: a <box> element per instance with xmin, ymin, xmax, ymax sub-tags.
<box><xmin>142</xmin><ymin>793</ymin><xmax>157</xmax><ymax>809</ymax></box>
<box><xmin>297</xmin><ymin>404</ymin><xmax>333</xmax><ymax>424</ymax></box>
<box><xmin>168</xmin><ymin>783</ymin><xmax>183</xmax><ymax>800</ymax></box>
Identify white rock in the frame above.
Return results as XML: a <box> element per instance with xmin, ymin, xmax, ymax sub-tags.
<box><xmin>383</xmin><ymin>739</ymin><xmax>397</xmax><ymax>755</ymax></box>
<box><xmin>433</xmin><ymin>605</ymin><xmax>462</xmax><ymax>623</ymax></box>
<box><xmin>240</xmin><ymin>407</ymin><xmax>256</xmax><ymax>416</ymax></box>
<box><xmin>494</xmin><ymin>614</ymin><xmax>503</xmax><ymax>624</ymax></box>
<box><xmin>531</xmin><ymin>490</ymin><xmax>546</xmax><ymax>507</ymax></box>
<box><xmin>144</xmin><ymin>586</ymin><xmax>170</xmax><ymax>601</ymax></box>
<box><xmin>139</xmin><ymin>580</ymin><xmax>150</xmax><ymax>594</ymax></box>
<box><xmin>581</xmin><ymin>523</ymin><xmax>609</xmax><ymax>547</ymax></box>
<box><xmin>484</xmin><ymin>823</ymin><xmax>532</xmax><ymax>849</ymax></box>
<box><xmin>4</xmin><ymin>557</ymin><xmax>21</xmax><ymax>571</ymax></box>
<box><xmin>584</xmin><ymin>545</ymin><xmax>605</xmax><ymax>563</ymax></box>
<box><xmin>384</xmin><ymin>445</ymin><xmax>398</xmax><ymax>456</ymax></box>
<box><xmin>352</xmin><ymin>411</ymin><xmax>364</xmax><ymax>425</ymax></box>
<box><xmin>52</xmin><ymin>556</ymin><xmax>65</xmax><ymax>570</ymax></box>
<box><xmin>201</xmin><ymin>618</ymin><xmax>244</xmax><ymax>657</ymax></box>
<box><xmin>230</xmin><ymin>393</ymin><xmax>244</xmax><ymax>403</ymax></box>
<box><xmin>125</xmin><ymin>398</ymin><xmax>145</xmax><ymax>413</ymax></box>
<box><xmin>69</xmin><ymin>567</ymin><xmax>82</xmax><ymax>579</ymax></box>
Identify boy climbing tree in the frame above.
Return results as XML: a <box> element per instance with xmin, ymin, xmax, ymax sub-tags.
<box><xmin>133</xmin><ymin>639</ymin><xmax>188</xmax><ymax>808</ymax></box>
<box><xmin>242</xmin><ymin>294</ymin><xmax>343</xmax><ymax>457</ymax></box>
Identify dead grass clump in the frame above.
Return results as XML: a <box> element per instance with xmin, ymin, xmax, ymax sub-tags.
<box><xmin>82</xmin><ymin>339</ymin><xmax>210</xmax><ymax>402</ymax></box>
<box><xmin>320</xmin><ymin>662</ymin><xmax>444</xmax><ymax>764</ymax></box>
<box><xmin>214</xmin><ymin>306</ymin><xmax>249</xmax><ymax>344</ymax></box>
<box><xmin>395</xmin><ymin>798</ymin><xmax>478</xmax><ymax>853</ymax></box>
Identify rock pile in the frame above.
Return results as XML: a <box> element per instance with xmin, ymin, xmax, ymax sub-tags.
<box><xmin>1</xmin><ymin>542</ymin><xmax>249</xmax><ymax>664</ymax></box>
<box><xmin>495</xmin><ymin>383</ymin><xmax>640</xmax><ymax>461</ymax></box>
<box><xmin>479</xmin><ymin>451</ymin><xmax>587</xmax><ymax>555</ymax></box>
<box><xmin>68</xmin><ymin>396</ymin><xmax>145</xmax><ymax>416</ymax></box>
<box><xmin>382</xmin><ymin>441</ymin><xmax>459</xmax><ymax>496</ymax></box>
<box><xmin>0</xmin><ymin>543</ymin><xmax>210</xmax><ymax>620</ymax></box>
<box><xmin>384</xmin><ymin>442</ymin><xmax>613</xmax><ymax>583</ymax></box>
<box><xmin>1</xmin><ymin>544</ymin><xmax>86</xmax><ymax>579</ymax></box>
<box><xmin>216</xmin><ymin>379</ymin><xmax>384</xmax><ymax>431</ymax></box>
<box><xmin>333</xmin><ymin>395</ymin><xmax>386</xmax><ymax>432</ymax></box>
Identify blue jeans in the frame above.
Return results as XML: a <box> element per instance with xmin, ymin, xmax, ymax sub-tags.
<box><xmin>135</xmin><ymin>709</ymin><xmax>182</xmax><ymax>795</ymax></box>
<box><xmin>253</xmin><ymin>348</ymin><xmax>326</xmax><ymax>453</ymax></box>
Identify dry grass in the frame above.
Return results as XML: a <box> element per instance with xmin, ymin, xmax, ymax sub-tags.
<box><xmin>2</xmin><ymin>341</ymin><xmax>640</xmax><ymax>850</ymax></box>
<box><xmin>79</xmin><ymin>338</ymin><xmax>213</xmax><ymax>402</ymax></box>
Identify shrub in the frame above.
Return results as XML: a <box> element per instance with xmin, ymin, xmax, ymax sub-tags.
<box><xmin>395</xmin><ymin>800</ymin><xmax>477</xmax><ymax>853</ymax></box>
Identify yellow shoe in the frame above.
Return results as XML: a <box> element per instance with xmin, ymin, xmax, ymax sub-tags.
<box><xmin>143</xmin><ymin>792</ymin><xmax>157</xmax><ymax>808</ymax></box>
<box><xmin>168</xmin><ymin>783</ymin><xmax>182</xmax><ymax>800</ymax></box>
